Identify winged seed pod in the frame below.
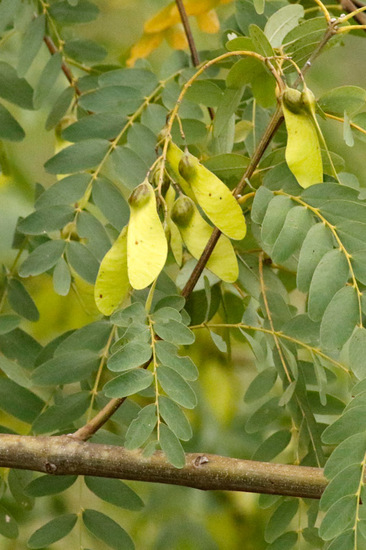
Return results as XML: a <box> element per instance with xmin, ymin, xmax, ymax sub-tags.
<box><xmin>281</xmin><ymin>87</ymin><xmax>323</xmax><ymax>189</ymax></box>
<box><xmin>171</xmin><ymin>195</ymin><xmax>239</xmax><ymax>283</ymax></box>
<box><xmin>94</xmin><ymin>225</ymin><xmax>130</xmax><ymax>316</ymax></box>
<box><xmin>178</xmin><ymin>151</ymin><xmax>246</xmax><ymax>240</ymax></box>
<box><xmin>127</xmin><ymin>180</ymin><xmax>168</xmax><ymax>290</ymax></box>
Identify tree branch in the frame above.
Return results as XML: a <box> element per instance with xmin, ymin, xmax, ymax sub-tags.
<box><xmin>0</xmin><ymin>434</ymin><xmax>327</xmax><ymax>499</ymax></box>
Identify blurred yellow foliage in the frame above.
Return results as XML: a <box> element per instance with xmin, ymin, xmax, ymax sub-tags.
<box><xmin>24</xmin><ymin>273</ymin><xmax>99</xmax><ymax>342</ymax></box>
<box><xmin>127</xmin><ymin>0</ymin><xmax>232</xmax><ymax>66</ymax></box>
<box><xmin>196</xmin><ymin>10</ymin><xmax>220</xmax><ymax>34</ymax></box>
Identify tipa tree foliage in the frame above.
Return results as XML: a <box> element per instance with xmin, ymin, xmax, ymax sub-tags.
<box><xmin>0</xmin><ymin>0</ymin><xmax>366</xmax><ymax>548</ymax></box>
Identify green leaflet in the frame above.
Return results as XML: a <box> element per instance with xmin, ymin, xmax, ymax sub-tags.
<box><xmin>297</xmin><ymin>223</ymin><xmax>334</xmax><ymax>293</ymax></box>
<box><xmin>25</xmin><ymin>475</ymin><xmax>77</xmax><ymax>497</ymax></box>
<box><xmin>320</xmin><ymin>286</ymin><xmax>359</xmax><ymax>352</ymax></box>
<box><xmin>349</xmin><ymin>327</ymin><xmax>366</xmax><ymax>379</ymax></box>
<box><xmin>320</xmin><ymin>463</ymin><xmax>362</xmax><ymax>512</ymax></box>
<box><xmin>85</xmin><ymin>477</ymin><xmax>144</xmax><ymax>510</ymax></box>
<box><xmin>157</xmin><ymin>366</ymin><xmax>197</xmax><ymax>409</ymax></box>
<box><xmin>103</xmin><ymin>369</ymin><xmax>154</xmax><ymax>398</ymax></box>
<box><xmin>27</xmin><ymin>514</ymin><xmax>77</xmax><ymax>548</ymax></box>
<box><xmin>0</xmin><ymin>505</ymin><xmax>18</xmax><ymax>539</ymax></box>
<box><xmin>261</xmin><ymin>195</ymin><xmax>293</xmax><ymax>246</ymax></box>
<box><xmin>32</xmin><ymin>392</ymin><xmax>91</xmax><ymax>434</ymax></box>
<box><xmin>319</xmin><ymin>496</ymin><xmax>357</xmax><ymax>541</ymax></box>
<box><xmin>159</xmin><ymin>396</ymin><xmax>192</xmax><ymax>441</ymax></box>
<box><xmin>125</xmin><ymin>404</ymin><xmax>157</xmax><ymax>449</ymax></box>
<box><xmin>0</xmin><ymin>104</ymin><xmax>25</xmax><ymax>141</ymax></box>
<box><xmin>265</xmin><ymin>499</ymin><xmax>299</xmax><ymax>543</ymax></box>
<box><xmin>82</xmin><ymin>509</ymin><xmax>134</xmax><ymax>550</ymax></box>
<box><xmin>324</xmin><ymin>433</ymin><xmax>366</xmax><ymax>479</ymax></box>
<box><xmin>252</xmin><ymin>430</ymin><xmax>291</xmax><ymax>461</ymax></box>
<box><xmin>271</xmin><ymin>205</ymin><xmax>313</xmax><ymax>263</ymax></box>
<box><xmin>308</xmin><ymin>249</ymin><xmax>349</xmax><ymax>322</ymax></box>
<box><xmin>264</xmin><ymin>4</ymin><xmax>304</xmax><ymax>48</ymax></box>
<box><xmin>244</xmin><ymin>368</ymin><xmax>277</xmax><ymax>403</ymax></box>
<box><xmin>159</xmin><ymin>423</ymin><xmax>185</xmax><ymax>468</ymax></box>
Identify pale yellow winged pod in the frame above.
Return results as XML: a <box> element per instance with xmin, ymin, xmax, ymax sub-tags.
<box><xmin>94</xmin><ymin>226</ymin><xmax>130</xmax><ymax>316</ymax></box>
<box><xmin>171</xmin><ymin>196</ymin><xmax>239</xmax><ymax>283</ymax></box>
<box><xmin>166</xmin><ymin>142</ymin><xmax>196</xmax><ymax>200</ymax></box>
<box><xmin>282</xmin><ymin>87</ymin><xmax>323</xmax><ymax>189</ymax></box>
<box><xmin>127</xmin><ymin>180</ymin><xmax>168</xmax><ymax>290</ymax></box>
<box><xmin>165</xmin><ymin>185</ymin><xmax>183</xmax><ymax>266</ymax></box>
<box><xmin>178</xmin><ymin>152</ymin><xmax>247</xmax><ymax>240</ymax></box>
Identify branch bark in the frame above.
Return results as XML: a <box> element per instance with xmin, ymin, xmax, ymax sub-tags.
<box><xmin>0</xmin><ymin>434</ymin><xmax>327</xmax><ymax>499</ymax></box>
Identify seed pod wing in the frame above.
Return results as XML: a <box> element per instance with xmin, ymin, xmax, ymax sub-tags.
<box><xmin>178</xmin><ymin>152</ymin><xmax>246</xmax><ymax>240</ymax></box>
<box><xmin>94</xmin><ymin>226</ymin><xmax>130</xmax><ymax>316</ymax></box>
<box><xmin>282</xmin><ymin>87</ymin><xmax>323</xmax><ymax>189</ymax></box>
<box><xmin>127</xmin><ymin>181</ymin><xmax>168</xmax><ymax>289</ymax></box>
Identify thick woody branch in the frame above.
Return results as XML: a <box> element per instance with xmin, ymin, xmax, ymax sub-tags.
<box><xmin>0</xmin><ymin>434</ymin><xmax>326</xmax><ymax>499</ymax></box>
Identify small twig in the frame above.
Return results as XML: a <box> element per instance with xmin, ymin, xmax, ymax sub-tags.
<box><xmin>72</xmin><ymin>357</ymin><xmax>152</xmax><ymax>441</ymax></box>
<box><xmin>175</xmin><ymin>0</ymin><xmax>200</xmax><ymax>66</ymax></box>
<box><xmin>325</xmin><ymin>112</ymin><xmax>366</xmax><ymax>136</ymax></box>
<box><xmin>43</xmin><ymin>35</ymin><xmax>82</xmax><ymax>96</ymax></box>
<box><xmin>175</xmin><ymin>0</ymin><xmax>215</xmax><ymax>120</ymax></box>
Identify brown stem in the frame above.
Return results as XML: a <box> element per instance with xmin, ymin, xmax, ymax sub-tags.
<box><xmin>175</xmin><ymin>0</ymin><xmax>200</xmax><ymax>66</ymax></box>
<box><xmin>175</xmin><ymin>0</ymin><xmax>215</xmax><ymax>120</ymax></box>
<box><xmin>72</xmin><ymin>357</ymin><xmax>152</xmax><ymax>441</ymax></box>
<box><xmin>0</xmin><ymin>434</ymin><xmax>327</xmax><ymax>499</ymax></box>
<box><xmin>340</xmin><ymin>0</ymin><xmax>366</xmax><ymax>24</ymax></box>
<box><xmin>43</xmin><ymin>35</ymin><xmax>81</xmax><ymax>96</ymax></box>
<box><xmin>182</xmin><ymin>105</ymin><xmax>283</xmax><ymax>298</ymax></box>
<box><xmin>72</xmin><ymin>397</ymin><xmax>125</xmax><ymax>441</ymax></box>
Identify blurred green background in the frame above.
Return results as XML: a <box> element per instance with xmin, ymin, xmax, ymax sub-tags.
<box><xmin>0</xmin><ymin>1</ymin><xmax>366</xmax><ymax>548</ymax></box>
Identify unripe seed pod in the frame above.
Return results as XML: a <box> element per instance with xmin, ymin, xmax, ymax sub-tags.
<box><xmin>301</xmin><ymin>87</ymin><xmax>317</xmax><ymax>115</ymax></box>
<box><xmin>171</xmin><ymin>196</ymin><xmax>195</xmax><ymax>227</ymax></box>
<box><xmin>128</xmin><ymin>181</ymin><xmax>151</xmax><ymax>208</ymax></box>
<box><xmin>282</xmin><ymin>88</ymin><xmax>303</xmax><ymax>114</ymax></box>
<box><xmin>178</xmin><ymin>153</ymin><xmax>197</xmax><ymax>181</ymax></box>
